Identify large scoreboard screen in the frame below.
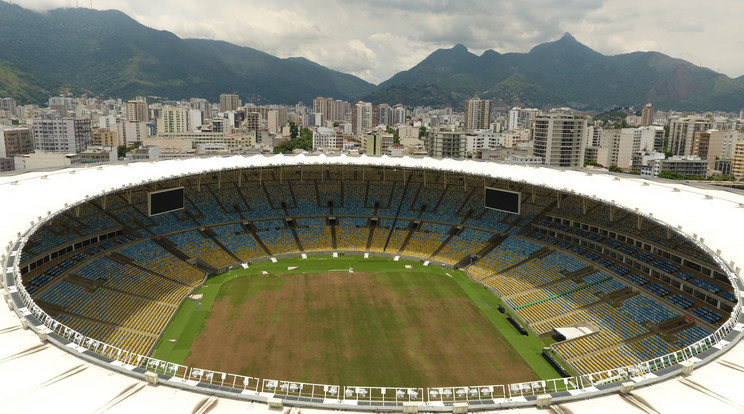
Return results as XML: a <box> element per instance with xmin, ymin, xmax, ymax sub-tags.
<box><xmin>149</xmin><ymin>187</ymin><xmax>184</xmax><ymax>216</ymax></box>
<box><xmin>484</xmin><ymin>187</ymin><xmax>521</xmax><ymax>215</ymax></box>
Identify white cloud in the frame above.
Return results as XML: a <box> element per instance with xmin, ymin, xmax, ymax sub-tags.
<box><xmin>11</xmin><ymin>0</ymin><xmax>744</xmax><ymax>83</ymax></box>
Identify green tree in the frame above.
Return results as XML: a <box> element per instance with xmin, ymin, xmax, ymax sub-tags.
<box><xmin>273</xmin><ymin>127</ymin><xmax>313</xmax><ymax>154</ymax></box>
<box><xmin>658</xmin><ymin>171</ymin><xmax>686</xmax><ymax>180</ymax></box>
<box><xmin>608</xmin><ymin>165</ymin><xmax>623</xmax><ymax>173</ymax></box>
<box><xmin>419</xmin><ymin>126</ymin><xmax>427</xmax><ymax>138</ymax></box>
<box><xmin>289</xmin><ymin>121</ymin><xmax>299</xmax><ymax>139</ymax></box>
<box><xmin>299</xmin><ymin>127</ymin><xmax>313</xmax><ymax>149</ymax></box>
<box><xmin>386</xmin><ymin>127</ymin><xmax>400</xmax><ymax>144</ymax></box>
<box><xmin>117</xmin><ymin>141</ymin><xmax>142</xmax><ymax>159</ymax></box>
<box><xmin>711</xmin><ymin>174</ymin><xmax>737</xmax><ymax>181</ymax></box>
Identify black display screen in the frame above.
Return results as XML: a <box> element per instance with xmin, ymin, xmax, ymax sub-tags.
<box><xmin>149</xmin><ymin>187</ymin><xmax>184</xmax><ymax>216</ymax></box>
<box><xmin>484</xmin><ymin>187</ymin><xmax>520</xmax><ymax>215</ymax></box>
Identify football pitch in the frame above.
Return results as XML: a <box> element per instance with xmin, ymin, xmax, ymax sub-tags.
<box><xmin>152</xmin><ymin>256</ymin><xmax>566</xmax><ymax>387</ymax></box>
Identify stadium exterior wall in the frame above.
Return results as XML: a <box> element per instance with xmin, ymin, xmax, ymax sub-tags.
<box><xmin>2</xmin><ymin>154</ymin><xmax>744</xmax><ymax>411</ymax></box>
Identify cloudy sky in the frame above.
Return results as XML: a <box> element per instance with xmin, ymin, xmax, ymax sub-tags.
<box><xmin>13</xmin><ymin>0</ymin><xmax>744</xmax><ymax>84</ymax></box>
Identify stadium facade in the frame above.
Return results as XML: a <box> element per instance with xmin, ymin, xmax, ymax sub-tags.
<box><xmin>2</xmin><ymin>154</ymin><xmax>744</xmax><ymax>413</ymax></box>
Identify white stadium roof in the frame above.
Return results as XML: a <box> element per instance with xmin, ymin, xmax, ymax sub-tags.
<box><xmin>2</xmin><ymin>154</ymin><xmax>744</xmax><ymax>413</ymax></box>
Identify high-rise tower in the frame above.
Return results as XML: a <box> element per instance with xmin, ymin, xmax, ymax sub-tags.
<box><xmin>533</xmin><ymin>114</ymin><xmax>587</xmax><ymax>167</ymax></box>
<box><xmin>464</xmin><ymin>96</ymin><xmax>491</xmax><ymax>130</ymax></box>
<box><xmin>641</xmin><ymin>103</ymin><xmax>654</xmax><ymax>126</ymax></box>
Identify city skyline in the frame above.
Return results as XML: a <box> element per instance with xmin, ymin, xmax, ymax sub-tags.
<box><xmin>10</xmin><ymin>0</ymin><xmax>744</xmax><ymax>84</ymax></box>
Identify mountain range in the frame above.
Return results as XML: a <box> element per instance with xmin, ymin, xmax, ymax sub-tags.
<box><xmin>1</xmin><ymin>1</ymin><xmax>743</xmax><ymax>112</ymax></box>
<box><xmin>364</xmin><ymin>34</ymin><xmax>744</xmax><ymax>111</ymax></box>
<box><xmin>0</xmin><ymin>2</ymin><xmax>375</xmax><ymax>105</ymax></box>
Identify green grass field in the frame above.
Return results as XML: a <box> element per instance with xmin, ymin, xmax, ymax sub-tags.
<box><xmin>152</xmin><ymin>256</ymin><xmax>570</xmax><ymax>386</ymax></box>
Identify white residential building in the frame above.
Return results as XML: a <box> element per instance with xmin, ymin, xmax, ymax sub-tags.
<box><xmin>397</xmin><ymin>126</ymin><xmax>420</xmax><ymax>141</ymax></box>
<box><xmin>465</xmin><ymin>129</ymin><xmax>510</xmax><ymax>156</ymax></box>
<box><xmin>189</xmin><ymin>109</ymin><xmax>204</xmax><ymax>132</ymax></box>
<box><xmin>352</xmin><ymin>101</ymin><xmax>373</xmax><ymax>136</ymax></box>
<box><xmin>267</xmin><ymin>110</ymin><xmax>282</xmax><ymax>134</ymax></box>
<box><xmin>595</xmin><ymin>127</ymin><xmax>663</xmax><ymax>169</ymax></box>
<box><xmin>32</xmin><ymin>116</ymin><xmax>92</xmax><ymax>154</ymax></box>
<box><xmin>116</xmin><ymin>120</ymin><xmax>148</xmax><ymax>146</ymax></box>
<box><xmin>669</xmin><ymin>117</ymin><xmax>712</xmax><ymax>156</ymax></box>
<box><xmin>532</xmin><ymin>114</ymin><xmax>587</xmax><ymax>167</ymax></box>
<box><xmin>312</xmin><ymin>127</ymin><xmax>339</xmax><ymax>150</ymax></box>
<box><xmin>631</xmin><ymin>151</ymin><xmax>666</xmax><ymax>176</ymax></box>
<box><xmin>425</xmin><ymin>130</ymin><xmax>467</xmax><ymax>159</ymax></box>
<box><xmin>507</xmin><ymin>107</ymin><xmax>540</xmax><ymax>130</ymax></box>
<box><xmin>14</xmin><ymin>150</ymin><xmax>81</xmax><ymax>170</ymax></box>
<box><xmin>157</xmin><ymin>106</ymin><xmax>190</xmax><ymax>134</ymax></box>
<box><xmin>393</xmin><ymin>105</ymin><xmax>407</xmax><ymax>125</ymax></box>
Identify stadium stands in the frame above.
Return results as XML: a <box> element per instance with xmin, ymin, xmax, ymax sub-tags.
<box><xmin>17</xmin><ymin>166</ymin><xmax>731</xmax><ymax>380</ymax></box>
<box><xmin>468</xmin><ymin>236</ymin><xmax>542</xmax><ymax>281</ymax></box>
<box><xmin>368</xmin><ymin>220</ymin><xmax>392</xmax><ymax>253</ymax></box>
<box><xmin>188</xmin><ymin>188</ymin><xmax>234</xmax><ymax>225</ymax></box>
<box><xmin>385</xmin><ymin>225</ymin><xmax>409</xmax><ymax>254</ymax></box>
<box><xmin>213</xmin><ymin>183</ymin><xmax>249</xmax><ymax>215</ymax></box>
<box><xmin>317</xmin><ymin>182</ymin><xmax>343</xmax><ymax>210</ymax></box>
<box><xmin>264</xmin><ymin>182</ymin><xmax>295</xmax><ymax>208</ymax></box>
<box><xmin>342</xmin><ymin>182</ymin><xmax>374</xmax><ymax>216</ymax></box>
<box><xmin>411</xmin><ymin>183</ymin><xmax>445</xmax><ymax>213</ymax></box>
<box><xmin>292</xmin><ymin>183</ymin><xmax>326</xmax><ymax>216</ymax></box>
<box><xmin>403</xmin><ymin>222</ymin><xmax>450</xmax><ymax>257</ymax></box>
<box><xmin>120</xmin><ymin>240</ymin><xmax>204</xmax><ymax>285</ymax></box>
<box><xmin>168</xmin><ymin>230</ymin><xmax>237</xmax><ymax>268</ymax></box>
<box><xmin>296</xmin><ymin>219</ymin><xmax>333</xmax><ymax>252</ymax></box>
<box><xmin>337</xmin><ymin>218</ymin><xmax>369</xmax><ymax>251</ymax></box>
<box><xmin>432</xmin><ymin>228</ymin><xmax>491</xmax><ymax>265</ymax></box>
<box><xmin>258</xmin><ymin>227</ymin><xmax>298</xmax><ymax>255</ymax></box>
<box><xmin>241</xmin><ymin>182</ymin><xmax>276</xmax><ymax>219</ymax></box>
<box><xmin>212</xmin><ymin>224</ymin><xmax>266</xmax><ymax>262</ymax></box>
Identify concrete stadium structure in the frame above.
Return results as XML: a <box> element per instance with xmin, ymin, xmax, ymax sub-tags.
<box><xmin>2</xmin><ymin>154</ymin><xmax>744</xmax><ymax>413</ymax></box>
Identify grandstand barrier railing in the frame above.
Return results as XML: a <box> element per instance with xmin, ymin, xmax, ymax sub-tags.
<box><xmin>187</xmin><ymin>367</ymin><xmax>261</xmax><ymax>392</ymax></box>
<box><xmin>261</xmin><ymin>379</ymin><xmax>342</xmax><ymax>401</ymax></box>
<box><xmin>4</xmin><ymin>217</ymin><xmax>744</xmax><ymax>411</ymax></box>
<box><xmin>341</xmin><ymin>386</ymin><xmax>425</xmax><ymax>404</ymax></box>
<box><xmin>426</xmin><ymin>385</ymin><xmax>507</xmax><ymax>404</ymax></box>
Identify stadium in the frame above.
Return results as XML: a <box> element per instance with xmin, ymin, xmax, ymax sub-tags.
<box><xmin>1</xmin><ymin>154</ymin><xmax>744</xmax><ymax>413</ymax></box>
